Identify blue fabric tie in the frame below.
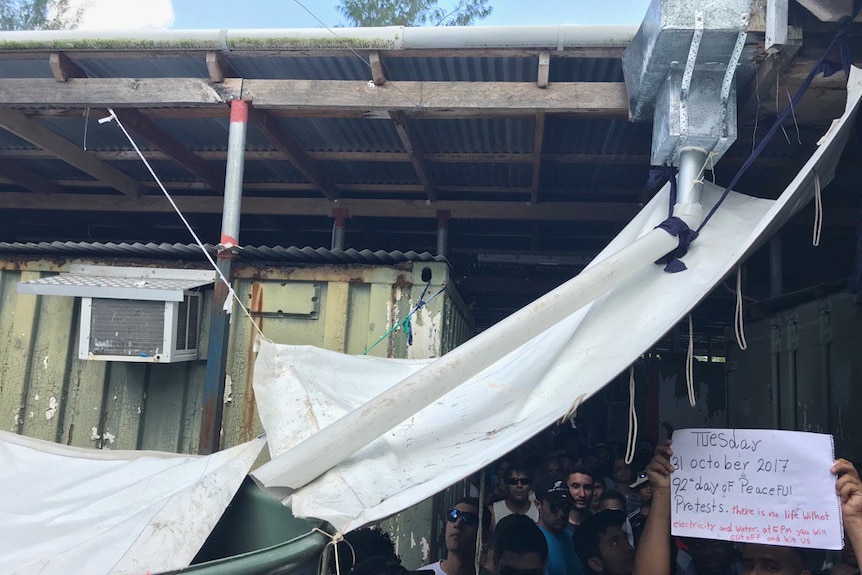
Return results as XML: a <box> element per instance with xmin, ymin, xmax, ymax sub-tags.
<box><xmin>655</xmin><ymin>217</ymin><xmax>699</xmax><ymax>273</ymax></box>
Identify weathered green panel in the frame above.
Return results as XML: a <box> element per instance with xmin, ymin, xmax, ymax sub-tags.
<box><xmin>345</xmin><ymin>283</ymin><xmax>371</xmax><ymax>355</ymax></box>
<box><xmin>59</xmin><ymin>353</ymin><xmax>109</xmax><ymax>448</ymax></box>
<box><xmin>21</xmin><ymin>287</ymin><xmax>76</xmax><ymax>442</ymax></box>
<box><xmin>102</xmin><ymin>362</ymin><xmax>147</xmax><ymax>450</ymax></box>
<box><xmin>0</xmin><ymin>271</ymin><xmax>40</xmax><ymax>434</ymax></box>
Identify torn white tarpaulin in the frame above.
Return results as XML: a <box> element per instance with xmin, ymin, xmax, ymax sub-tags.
<box><xmin>251</xmin><ymin>67</ymin><xmax>862</xmax><ymax>534</ymax></box>
<box><xmin>0</xmin><ymin>431</ymin><xmax>264</xmax><ymax>575</ymax></box>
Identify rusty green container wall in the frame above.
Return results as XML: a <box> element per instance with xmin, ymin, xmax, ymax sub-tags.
<box><xmin>725</xmin><ymin>292</ymin><xmax>862</xmax><ymax>460</ymax></box>
<box><xmin>0</xmin><ymin>258</ymin><xmax>470</xmax><ymax>453</ymax></box>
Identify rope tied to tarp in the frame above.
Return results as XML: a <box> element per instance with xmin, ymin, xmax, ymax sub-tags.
<box><xmin>363</xmin><ymin>280</ymin><xmax>447</xmax><ymax>355</ymax></box>
<box><xmin>314</xmin><ymin>527</ymin><xmax>353</xmax><ymax>575</ymax></box>
<box><xmin>624</xmin><ymin>365</ymin><xmax>638</xmax><ymax>465</ymax></box>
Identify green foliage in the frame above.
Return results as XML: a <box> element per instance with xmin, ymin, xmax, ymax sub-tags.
<box><xmin>0</xmin><ymin>0</ymin><xmax>82</xmax><ymax>31</ymax></box>
<box><xmin>337</xmin><ymin>0</ymin><xmax>492</xmax><ymax>27</ymax></box>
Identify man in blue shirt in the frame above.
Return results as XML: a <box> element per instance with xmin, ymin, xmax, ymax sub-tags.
<box><xmin>534</xmin><ymin>476</ymin><xmax>584</xmax><ymax>575</ymax></box>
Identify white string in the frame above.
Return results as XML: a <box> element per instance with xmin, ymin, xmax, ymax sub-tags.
<box><xmin>624</xmin><ymin>365</ymin><xmax>638</xmax><ymax>465</ymax></box>
<box><xmin>82</xmin><ymin>107</ymin><xmax>90</xmax><ymax>150</ymax></box>
<box><xmin>313</xmin><ymin>527</ymin><xmax>350</xmax><ymax>575</ymax></box>
<box><xmin>734</xmin><ymin>266</ymin><xmax>748</xmax><ymax>350</ymax></box>
<box><xmin>560</xmin><ymin>392</ymin><xmax>587</xmax><ymax>424</ymax></box>
<box><xmin>101</xmin><ymin>108</ymin><xmax>270</xmax><ymax>343</ymax></box>
<box><xmin>786</xmin><ymin>86</ymin><xmax>802</xmax><ymax>145</ymax></box>
<box><xmin>813</xmin><ymin>169</ymin><xmax>823</xmax><ymax>246</ymax></box>
<box><xmin>685</xmin><ymin>315</ymin><xmax>696</xmax><ymax>407</ymax></box>
<box><xmin>776</xmin><ymin>71</ymin><xmax>792</xmax><ymax>145</ymax></box>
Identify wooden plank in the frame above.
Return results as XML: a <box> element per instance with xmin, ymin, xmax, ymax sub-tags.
<box><xmin>0</xmin><ymin>77</ymin><xmax>627</xmax><ymax>115</ymax></box>
<box><xmin>0</xmin><ymin>77</ymin><xmax>241</xmax><ymax>106</ymax></box>
<box><xmin>113</xmin><ymin>108</ymin><xmax>224</xmax><ymax>192</ymax></box>
<box><xmin>390</xmin><ymin>111</ymin><xmax>437</xmax><ymax>202</ymax></box>
<box><xmin>0</xmin><ymin>148</ymin><xmax>796</xmax><ymax>168</ymax></box>
<box><xmin>0</xmin><ymin>158</ymin><xmax>63</xmax><ymax>194</ymax></box>
<box><xmin>206</xmin><ymin>51</ymin><xmax>238</xmax><ymax>83</ymax></box>
<box><xmin>49</xmin><ymin>52</ymin><xmax>86</xmax><ymax>82</ymax></box>
<box><xmin>0</xmin><ymin>108</ymin><xmax>144</xmax><ymax>198</ymax></box>
<box><xmin>537</xmin><ymin>50</ymin><xmax>550</xmax><ymax>89</ymax></box>
<box><xmin>0</xmin><ymin>191</ymin><xmax>640</xmax><ymax>221</ymax></box>
<box><xmin>242</xmin><ymin>79</ymin><xmax>629</xmax><ymax>116</ymax></box>
<box><xmin>530</xmin><ymin>112</ymin><xmax>546</xmax><ymax>204</ymax></box>
<box><xmin>247</xmin><ymin>105</ymin><xmax>339</xmax><ymax>201</ymax></box>
<box><xmin>369</xmin><ymin>51</ymin><xmax>386</xmax><ymax>85</ymax></box>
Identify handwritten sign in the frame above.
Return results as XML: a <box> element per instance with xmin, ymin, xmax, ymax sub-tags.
<box><xmin>670</xmin><ymin>428</ymin><xmax>842</xmax><ymax>550</ymax></box>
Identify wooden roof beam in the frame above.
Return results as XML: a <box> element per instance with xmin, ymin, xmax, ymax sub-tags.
<box><xmin>49</xmin><ymin>52</ymin><xmax>86</xmax><ymax>82</ymax></box>
<box><xmin>113</xmin><ymin>108</ymin><xmax>225</xmax><ymax>192</ymax></box>
<box><xmin>206</xmin><ymin>51</ymin><xmax>238</xmax><ymax>83</ymax></box>
<box><xmin>530</xmin><ymin>112</ymin><xmax>546</xmax><ymax>204</ymax></box>
<box><xmin>247</xmin><ymin>104</ymin><xmax>340</xmax><ymax>201</ymax></box>
<box><xmin>390</xmin><ymin>111</ymin><xmax>437</xmax><ymax>202</ymax></box>
<box><xmin>0</xmin><ymin>158</ymin><xmax>63</xmax><ymax>194</ymax></box>
<box><xmin>0</xmin><ymin>192</ymin><xmax>641</xmax><ymax>222</ymax></box>
<box><xmin>0</xmin><ymin>108</ymin><xmax>143</xmax><ymax>198</ymax></box>
<box><xmin>369</xmin><ymin>51</ymin><xmax>386</xmax><ymax>86</ymax></box>
<box><xmin>0</xmin><ymin>78</ymin><xmax>628</xmax><ymax>116</ymax></box>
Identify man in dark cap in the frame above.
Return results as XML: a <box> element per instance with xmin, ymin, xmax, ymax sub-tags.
<box><xmin>533</xmin><ymin>476</ymin><xmax>583</xmax><ymax>575</ymax></box>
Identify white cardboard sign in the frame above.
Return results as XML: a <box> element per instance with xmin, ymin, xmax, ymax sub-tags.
<box><xmin>670</xmin><ymin>428</ymin><xmax>842</xmax><ymax>550</ymax></box>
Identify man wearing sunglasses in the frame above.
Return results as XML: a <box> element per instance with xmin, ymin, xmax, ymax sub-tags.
<box><xmin>421</xmin><ymin>497</ymin><xmax>489</xmax><ymax>575</ymax></box>
<box><xmin>534</xmin><ymin>476</ymin><xmax>584</xmax><ymax>575</ymax></box>
<box><xmin>492</xmin><ymin>467</ymin><xmax>540</xmax><ymax>528</ymax></box>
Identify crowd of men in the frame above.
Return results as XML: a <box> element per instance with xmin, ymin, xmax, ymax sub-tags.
<box><xmin>338</xmin><ymin>433</ymin><xmax>862</xmax><ymax>575</ymax></box>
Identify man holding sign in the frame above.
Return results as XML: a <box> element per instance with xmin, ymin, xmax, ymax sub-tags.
<box><xmin>632</xmin><ymin>429</ymin><xmax>862</xmax><ymax>575</ymax></box>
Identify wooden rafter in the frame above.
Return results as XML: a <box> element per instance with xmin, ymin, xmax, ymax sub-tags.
<box><xmin>0</xmin><ymin>158</ymin><xmax>62</xmax><ymax>194</ymax></box>
<box><xmin>247</xmin><ymin>104</ymin><xmax>339</xmax><ymax>201</ymax></box>
<box><xmin>0</xmin><ymin>192</ymin><xmax>641</xmax><ymax>222</ymax></box>
<box><xmin>530</xmin><ymin>112</ymin><xmax>546</xmax><ymax>204</ymax></box>
<box><xmin>369</xmin><ymin>51</ymin><xmax>386</xmax><ymax>86</ymax></box>
<box><xmin>49</xmin><ymin>52</ymin><xmax>86</xmax><ymax>82</ymax></box>
<box><xmin>113</xmin><ymin>108</ymin><xmax>224</xmax><ymax>192</ymax></box>
<box><xmin>391</xmin><ymin>111</ymin><xmax>437</xmax><ymax>202</ymax></box>
<box><xmin>0</xmin><ymin>78</ymin><xmax>628</xmax><ymax>117</ymax></box>
<box><xmin>537</xmin><ymin>50</ymin><xmax>550</xmax><ymax>89</ymax></box>
<box><xmin>0</xmin><ymin>148</ymin><xmax>798</xmax><ymax>168</ymax></box>
<box><xmin>0</xmin><ymin>108</ymin><xmax>143</xmax><ymax>198</ymax></box>
<box><xmin>206</xmin><ymin>51</ymin><xmax>238</xmax><ymax>83</ymax></box>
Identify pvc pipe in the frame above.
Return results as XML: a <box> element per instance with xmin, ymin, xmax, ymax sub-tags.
<box><xmin>253</xmin><ymin>209</ymin><xmax>701</xmax><ymax>490</ymax></box>
<box><xmin>0</xmin><ymin>25</ymin><xmax>637</xmax><ymax>52</ymax></box>
<box><xmin>436</xmin><ymin>210</ymin><xmax>450</xmax><ymax>258</ymax></box>
<box><xmin>676</xmin><ymin>147</ymin><xmax>707</xmax><ymax>207</ymax></box>
<box><xmin>219</xmin><ymin>100</ymin><xmax>248</xmax><ymax>248</ymax></box>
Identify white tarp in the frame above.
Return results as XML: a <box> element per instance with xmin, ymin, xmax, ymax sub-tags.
<box><xmin>251</xmin><ymin>67</ymin><xmax>862</xmax><ymax>534</ymax></box>
<box><xmin>0</xmin><ymin>430</ymin><xmax>265</xmax><ymax>575</ymax></box>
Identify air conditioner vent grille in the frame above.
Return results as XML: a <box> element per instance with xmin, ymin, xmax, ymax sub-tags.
<box><xmin>90</xmin><ymin>299</ymin><xmax>165</xmax><ymax>357</ymax></box>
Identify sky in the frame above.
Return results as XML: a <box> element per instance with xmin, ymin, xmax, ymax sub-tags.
<box><xmin>69</xmin><ymin>0</ymin><xmax>653</xmax><ymax>30</ymax></box>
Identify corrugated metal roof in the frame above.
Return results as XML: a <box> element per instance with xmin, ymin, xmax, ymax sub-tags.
<box><xmin>413</xmin><ymin>118</ymin><xmax>534</xmax><ymax>154</ymax></box>
<box><xmin>0</xmin><ymin>241</ymin><xmax>448</xmax><ymax>264</ymax></box>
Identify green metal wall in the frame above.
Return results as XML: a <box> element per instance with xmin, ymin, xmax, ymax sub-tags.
<box><xmin>0</xmin><ymin>259</ymin><xmax>471</xmax><ymax>454</ymax></box>
<box><xmin>725</xmin><ymin>292</ymin><xmax>862</xmax><ymax>460</ymax></box>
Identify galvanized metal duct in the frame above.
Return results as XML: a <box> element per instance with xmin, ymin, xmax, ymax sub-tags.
<box><xmin>623</xmin><ymin>0</ymin><xmax>754</xmax><ymax>181</ymax></box>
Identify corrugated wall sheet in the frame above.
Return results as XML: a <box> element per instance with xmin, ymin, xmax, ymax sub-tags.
<box><xmin>0</xmin><ymin>259</ymin><xmax>471</xmax><ymax>455</ymax></box>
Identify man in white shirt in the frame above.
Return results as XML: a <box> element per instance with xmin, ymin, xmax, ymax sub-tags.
<box><xmin>421</xmin><ymin>497</ymin><xmax>489</xmax><ymax>575</ymax></box>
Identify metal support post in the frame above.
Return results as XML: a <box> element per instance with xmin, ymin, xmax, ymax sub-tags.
<box><xmin>331</xmin><ymin>208</ymin><xmax>348</xmax><ymax>250</ymax></box>
<box><xmin>436</xmin><ymin>210</ymin><xmax>450</xmax><ymax>258</ymax></box>
<box><xmin>676</xmin><ymin>147</ymin><xmax>707</xmax><ymax>207</ymax></box>
<box><xmin>199</xmin><ymin>99</ymin><xmax>248</xmax><ymax>455</ymax></box>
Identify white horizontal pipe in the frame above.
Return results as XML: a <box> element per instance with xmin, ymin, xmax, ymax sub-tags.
<box><xmin>253</xmin><ymin>207</ymin><xmax>701</xmax><ymax>491</ymax></box>
<box><xmin>0</xmin><ymin>25</ymin><xmax>637</xmax><ymax>52</ymax></box>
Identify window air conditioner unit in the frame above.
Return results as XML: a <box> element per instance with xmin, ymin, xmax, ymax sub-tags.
<box><xmin>17</xmin><ymin>265</ymin><xmax>214</xmax><ymax>363</ymax></box>
<box><xmin>79</xmin><ymin>293</ymin><xmax>202</xmax><ymax>362</ymax></box>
